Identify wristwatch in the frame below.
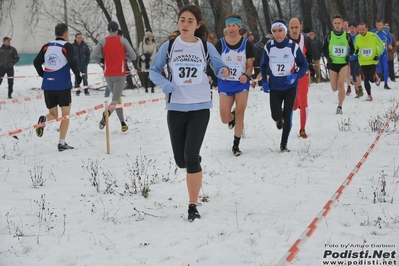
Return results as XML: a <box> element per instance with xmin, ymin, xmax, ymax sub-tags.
<box><xmin>243</xmin><ymin>73</ymin><xmax>251</xmax><ymax>80</ymax></box>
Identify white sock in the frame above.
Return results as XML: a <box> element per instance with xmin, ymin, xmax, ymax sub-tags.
<box><xmin>59</xmin><ymin>139</ymin><xmax>65</xmax><ymax>145</ymax></box>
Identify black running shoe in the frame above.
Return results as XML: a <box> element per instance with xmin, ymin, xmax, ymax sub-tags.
<box><xmin>280</xmin><ymin>143</ymin><xmax>290</xmax><ymax>152</ymax></box>
<box><xmin>228</xmin><ymin>109</ymin><xmax>236</xmax><ymax>130</ymax></box>
<box><xmin>232</xmin><ymin>146</ymin><xmax>242</xmax><ymax>156</ymax></box>
<box><xmin>384</xmin><ymin>84</ymin><xmax>391</xmax><ymax>90</ymax></box>
<box><xmin>58</xmin><ymin>143</ymin><xmax>74</xmax><ymax>152</ymax></box>
<box><xmin>99</xmin><ymin>110</ymin><xmax>111</xmax><ymax>130</ymax></box>
<box><xmin>121</xmin><ymin>122</ymin><xmax>128</xmax><ymax>132</ymax></box>
<box><xmin>276</xmin><ymin>119</ymin><xmax>284</xmax><ymax>130</ymax></box>
<box><xmin>188</xmin><ymin>204</ymin><xmax>201</xmax><ymax>222</ymax></box>
<box><xmin>35</xmin><ymin>115</ymin><xmax>46</xmax><ymax>137</ymax></box>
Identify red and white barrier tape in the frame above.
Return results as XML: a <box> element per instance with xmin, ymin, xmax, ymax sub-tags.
<box><xmin>0</xmin><ymin>94</ymin><xmax>44</xmax><ymax>105</ymax></box>
<box><xmin>0</xmin><ymin>81</ymin><xmax>108</xmax><ymax>105</ymax></box>
<box><xmin>0</xmin><ymin>97</ymin><xmax>165</xmax><ymax>138</ymax></box>
<box><xmin>72</xmin><ymin>81</ymin><xmax>108</xmax><ymax>92</ymax></box>
<box><xmin>0</xmin><ymin>72</ymin><xmax>106</xmax><ymax>80</ymax></box>
<box><xmin>276</xmin><ymin>101</ymin><xmax>399</xmax><ymax>266</ymax></box>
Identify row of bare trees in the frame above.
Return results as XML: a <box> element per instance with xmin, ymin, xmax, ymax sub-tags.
<box><xmin>4</xmin><ymin>0</ymin><xmax>398</xmax><ymax>51</ymax></box>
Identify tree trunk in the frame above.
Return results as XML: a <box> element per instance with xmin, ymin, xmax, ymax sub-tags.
<box><xmin>317</xmin><ymin>0</ymin><xmax>331</xmax><ymax>35</ymax></box>
<box><xmin>209</xmin><ymin>0</ymin><xmax>232</xmax><ymax>38</ymax></box>
<box><xmin>328</xmin><ymin>0</ymin><xmax>347</xmax><ymax>18</ymax></box>
<box><xmin>95</xmin><ymin>0</ymin><xmax>112</xmax><ymax>22</ymax></box>
<box><xmin>242</xmin><ymin>0</ymin><xmax>260</xmax><ymax>40</ymax></box>
<box><xmin>352</xmin><ymin>1</ymin><xmax>360</xmax><ymax>24</ymax></box>
<box><xmin>137</xmin><ymin>0</ymin><xmax>151</xmax><ymax>32</ymax></box>
<box><xmin>384</xmin><ymin>0</ymin><xmax>392</xmax><ymax>26</ymax></box>
<box><xmin>113</xmin><ymin>0</ymin><xmax>133</xmax><ymax>46</ymax></box>
<box><xmin>260</xmin><ymin>0</ymin><xmax>272</xmax><ymax>34</ymax></box>
<box><xmin>367</xmin><ymin>0</ymin><xmax>375</xmax><ymax>29</ymax></box>
<box><xmin>128</xmin><ymin>0</ymin><xmax>145</xmax><ymax>48</ymax></box>
<box><xmin>300</xmin><ymin>0</ymin><xmax>313</xmax><ymax>29</ymax></box>
<box><xmin>274</xmin><ymin>0</ymin><xmax>283</xmax><ymax>19</ymax></box>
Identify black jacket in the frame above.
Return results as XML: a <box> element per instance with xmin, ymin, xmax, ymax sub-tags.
<box><xmin>72</xmin><ymin>41</ymin><xmax>91</xmax><ymax>67</ymax></box>
<box><xmin>309</xmin><ymin>38</ymin><xmax>323</xmax><ymax>60</ymax></box>
<box><xmin>0</xmin><ymin>45</ymin><xmax>19</xmax><ymax>69</ymax></box>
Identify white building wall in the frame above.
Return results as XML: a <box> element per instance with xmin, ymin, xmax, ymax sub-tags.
<box><xmin>0</xmin><ymin>0</ymin><xmax>64</xmax><ymax>64</ymax></box>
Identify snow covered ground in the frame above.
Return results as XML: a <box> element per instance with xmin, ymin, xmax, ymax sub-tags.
<box><xmin>0</xmin><ymin>64</ymin><xmax>398</xmax><ymax>266</ymax></box>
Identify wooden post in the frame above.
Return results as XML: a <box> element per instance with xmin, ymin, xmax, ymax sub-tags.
<box><xmin>105</xmin><ymin>101</ymin><xmax>110</xmax><ymax>154</ymax></box>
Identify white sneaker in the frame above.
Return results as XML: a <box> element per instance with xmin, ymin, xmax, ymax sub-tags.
<box><xmin>336</xmin><ymin>107</ymin><xmax>343</xmax><ymax>115</ymax></box>
<box><xmin>366</xmin><ymin>95</ymin><xmax>373</xmax><ymax>101</ymax></box>
<box><xmin>375</xmin><ymin>76</ymin><xmax>380</xmax><ymax>86</ymax></box>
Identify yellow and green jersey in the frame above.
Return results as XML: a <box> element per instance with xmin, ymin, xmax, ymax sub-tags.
<box><xmin>354</xmin><ymin>32</ymin><xmax>385</xmax><ymax>66</ymax></box>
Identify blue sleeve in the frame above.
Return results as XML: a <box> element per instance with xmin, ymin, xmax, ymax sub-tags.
<box><xmin>207</xmin><ymin>43</ymin><xmax>228</xmax><ymax>78</ymax></box>
<box><xmin>149</xmin><ymin>41</ymin><xmax>176</xmax><ymax>94</ymax></box>
<box><xmin>259</xmin><ymin>46</ymin><xmax>269</xmax><ymax>83</ymax></box>
<box><xmin>294</xmin><ymin>46</ymin><xmax>308</xmax><ymax>79</ymax></box>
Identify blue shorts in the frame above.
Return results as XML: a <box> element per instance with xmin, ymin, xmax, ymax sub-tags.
<box><xmin>349</xmin><ymin>59</ymin><xmax>360</xmax><ymax>82</ymax></box>
<box><xmin>218</xmin><ymin>79</ymin><xmax>250</xmax><ymax>97</ymax></box>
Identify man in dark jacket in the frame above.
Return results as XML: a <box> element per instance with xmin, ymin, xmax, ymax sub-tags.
<box><xmin>0</xmin><ymin>37</ymin><xmax>19</xmax><ymax>98</ymax></box>
<box><xmin>306</xmin><ymin>29</ymin><xmax>323</xmax><ymax>83</ymax></box>
<box><xmin>72</xmin><ymin>33</ymin><xmax>91</xmax><ymax>95</ymax></box>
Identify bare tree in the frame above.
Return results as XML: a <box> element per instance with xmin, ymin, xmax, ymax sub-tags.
<box><xmin>316</xmin><ymin>0</ymin><xmax>331</xmax><ymax>37</ymax></box>
<box><xmin>209</xmin><ymin>0</ymin><xmax>232</xmax><ymax>38</ymax></box>
<box><xmin>328</xmin><ymin>0</ymin><xmax>347</xmax><ymax>18</ymax></box>
<box><xmin>174</xmin><ymin>0</ymin><xmax>190</xmax><ymax>10</ymax></box>
<box><xmin>0</xmin><ymin>0</ymin><xmax>17</xmax><ymax>33</ymax></box>
<box><xmin>95</xmin><ymin>0</ymin><xmax>112</xmax><ymax>22</ymax></box>
<box><xmin>300</xmin><ymin>0</ymin><xmax>313</xmax><ymax>29</ymax></box>
<box><xmin>367</xmin><ymin>0</ymin><xmax>376</xmax><ymax>30</ymax></box>
<box><xmin>114</xmin><ymin>0</ymin><xmax>133</xmax><ymax>46</ymax></box>
<box><xmin>274</xmin><ymin>0</ymin><xmax>283</xmax><ymax>19</ymax></box>
<box><xmin>384</xmin><ymin>0</ymin><xmax>393</xmax><ymax>26</ymax></box>
<box><xmin>261</xmin><ymin>0</ymin><xmax>272</xmax><ymax>33</ymax></box>
<box><xmin>352</xmin><ymin>1</ymin><xmax>360</xmax><ymax>24</ymax></box>
<box><xmin>242</xmin><ymin>0</ymin><xmax>260</xmax><ymax>40</ymax></box>
<box><xmin>26</xmin><ymin>0</ymin><xmax>110</xmax><ymax>46</ymax></box>
<box><xmin>138</xmin><ymin>0</ymin><xmax>152</xmax><ymax>32</ymax></box>
<box><xmin>125</xmin><ymin>0</ymin><xmax>144</xmax><ymax>48</ymax></box>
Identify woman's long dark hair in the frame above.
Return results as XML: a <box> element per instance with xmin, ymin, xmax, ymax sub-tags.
<box><xmin>178</xmin><ymin>4</ymin><xmax>209</xmax><ymax>42</ymax></box>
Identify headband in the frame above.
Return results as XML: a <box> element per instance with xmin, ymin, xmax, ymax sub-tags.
<box><xmin>225</xmin><ymin>18</ymin><xmax>242</xmax><ymax>27</ymax></box>
<box><xmin>271</xmin><ymin>22</ymin><xmax>287</xmax><ymax>33</ymax></box>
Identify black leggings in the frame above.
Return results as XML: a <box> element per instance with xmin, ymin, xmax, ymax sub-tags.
<box><xmin>167</xmin><ymin>109</ymin><xmax>210</xmax><ymax>173</ymax></box>
<box><xmin>138</xmin><ymin>71</ymin><xmax>154</xmax><ymax>89</ymax></box>
<box><xmin>269</xmin><ymin>86</ymin><xmax>297</xmax><ymax>146</ymax></box>
<box><xmin>0</xmin><ymin>67</ymin><xmax>14</xmax><ymax>87</ymax></box>
<box><xmin>360</xmin><ymin>65</ymin><xmax>377</xmax><ymax>96</ymax></box>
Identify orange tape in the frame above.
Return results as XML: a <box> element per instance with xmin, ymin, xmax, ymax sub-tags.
<box><xmin>0</xmin><ymin>97</ymin><xmax>166</xmax><ymax>138</ymax></box>
<box><xmin>277</xmin><ymin>101</ymin><xmax>399</xmax><ymax>266</ymax></box>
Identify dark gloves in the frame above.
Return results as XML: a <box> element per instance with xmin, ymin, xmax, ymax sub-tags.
<box><xmin>373</xmin><ymin>55</ymin><xmax>379</xmax><ymax>61</ymax></box>
<box><xmin>76</xmin><ymin>74</ymin><xmax>82</xmax><ymax>85</ymax></box>
<box><xmin>345</xmin><ymin>55</ymin><xmax>351</xmax><ymax>63</ymax></box>
<box><xmin>100</xmin><ymin>58</ymin><xmax>105</xmax><ymax>69</ymax></box>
